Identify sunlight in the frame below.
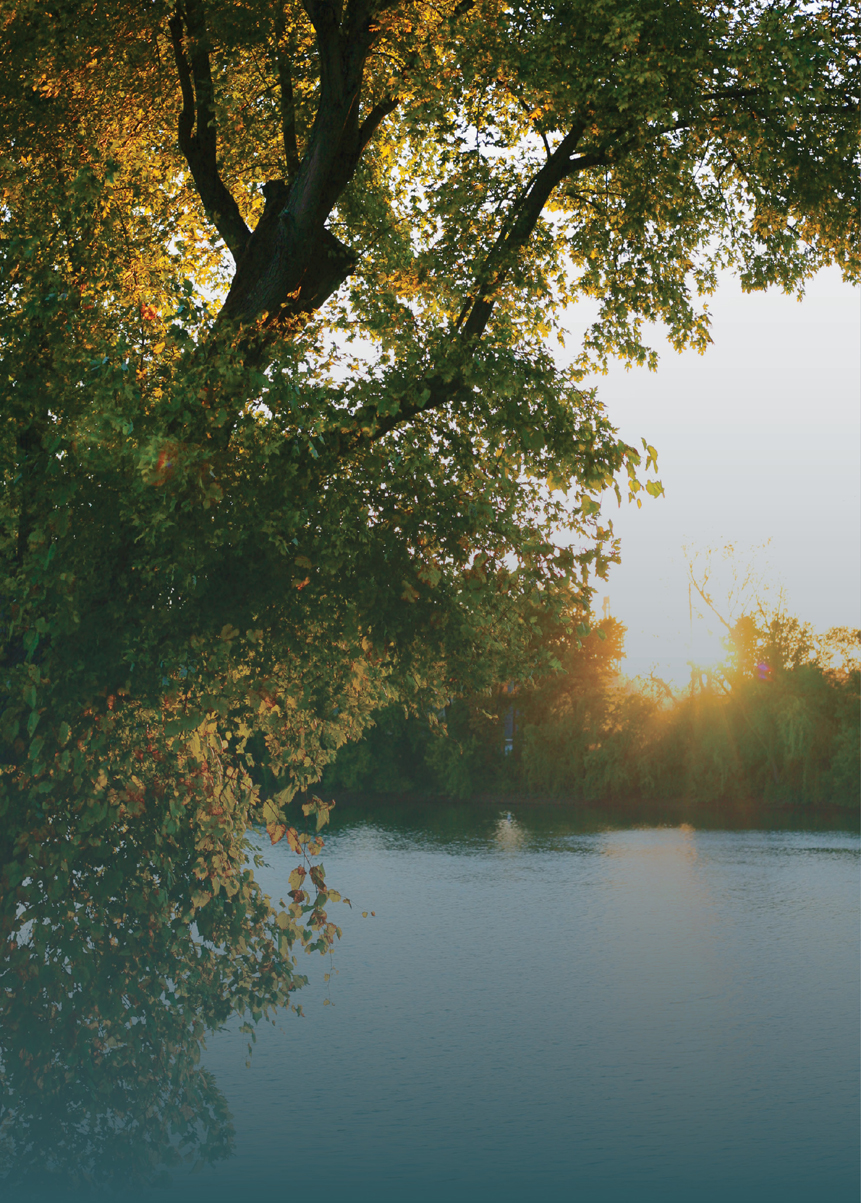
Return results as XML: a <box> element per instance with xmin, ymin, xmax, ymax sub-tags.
<box><xmin>686</xmin><ymin>622</ymin><xmax>729</xmax><ymax>675</ymax></box>
<box><xmin>619</xmin><ymin>617</ymin><xmax>729</xmax><ymax>692</ymax></box>
<box><xmin>493</xmin><ymin>812</ymin><xmax>527</xmax><ymax>853</ymax></box>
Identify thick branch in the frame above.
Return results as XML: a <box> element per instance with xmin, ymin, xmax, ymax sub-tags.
<box><xmin>218</xmin><ymin>0</ymin><xmax>385</xmax><ymax>324</ymax></box>
<box><xmin>214</xmin><ymin>0</ymin><xmax>470</xmax><ymax>330</ymax></box>
<box><xmin>216</xmin><ymin>0</ymin><xmax>470</xmax><ymax>329</ymax></box>
<box><xmin>169</xmin><ymin>0</ymin><xmax>251</xmax><ymax>261</ymax></box>
<box><xmin>368</xmin><ymin>372</ymin><xmax>472</xmax><ymax>442</ymax></box>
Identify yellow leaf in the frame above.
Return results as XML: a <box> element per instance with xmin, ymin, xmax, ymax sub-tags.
<box><xmin>267</xmin><ymin>822</ymin><xmax>286</xmax><ymax>845</ymax></box>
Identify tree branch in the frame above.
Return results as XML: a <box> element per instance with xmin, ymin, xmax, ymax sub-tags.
<box><xmin>218</xmin><ymin>0</ymin><xmax>387</xmax><ymax>324</ymax></box>
<box><xmin>456</xmin><ymin>119</ymin><xmax>595</xmax><ymax>339</ymax></box>
<box><xmin>345</xmin><ymin>126</ymin><xmax>639</xmax><ymax>446</ymax></box>
<box><xmin>273</xmin><ymin>9</ymin><xmax>302</xmax><ymax>182</ymax></box>
<box><xmin>357</xmin><ymin>96</ymin><xmax>400</xmax><ymax>154</ymax></box>
<box><xmin>168</xmin><ymin>0</ymin><xmax>251</xmax><ymax>261</ymax></box>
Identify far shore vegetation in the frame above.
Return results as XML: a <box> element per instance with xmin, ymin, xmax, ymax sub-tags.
<box><xmin>315</xmin><ymin>610</ymin><xmax>860</xmax><ymax>812</ymax></box>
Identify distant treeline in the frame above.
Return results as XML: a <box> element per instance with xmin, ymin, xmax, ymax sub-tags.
<box><xmin>321</xmin><ymin>615</ymin><xmax>860</xmax><ymax>809</ymax></box>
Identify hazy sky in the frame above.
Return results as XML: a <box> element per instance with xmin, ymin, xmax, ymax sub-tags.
<box><xmin>562</xmin><ymin>267</ymin><xmax>860</xmax><ymax>683</ymax></box>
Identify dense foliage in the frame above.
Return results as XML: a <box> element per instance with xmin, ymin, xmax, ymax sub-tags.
<box><xmin>326</xmin><ymin>615</ymin><xmax>860</xmax><ymax>808</ymax></box>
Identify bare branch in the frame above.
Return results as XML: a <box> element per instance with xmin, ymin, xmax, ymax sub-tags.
<box><xmin>218</xmin><ymin>0</ymin><xmax>387</xmax><ymax>324</ymax></box>
<box><xmin>346</xmin><ymin>126</ymin><xmax>646</xmax><ymax>445</ymax></box>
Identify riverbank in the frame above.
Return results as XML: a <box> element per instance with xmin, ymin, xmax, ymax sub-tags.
<box><xmin>313</xmin><ymin>790</ymin><xmax>860</xmax><ymax>834</ymax></box>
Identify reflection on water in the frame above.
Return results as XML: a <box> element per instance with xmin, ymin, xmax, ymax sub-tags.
<box><xmin>0</xmin><ymin>965</ymin><xmax>233</xmax><ymax>1190</ymax></box>
<box><xmin>492</xmin><ymin>811</ymin><xmax>526</xmax><ymax>852</ymax></box>
<box><xmin>0</xmin><ymin>821</ymin><xmax>300</xmax><ymax>1193</ymax></box>
<box><xmin>2</xmin><ymin>800</ymin><xmax>858</xmax><ymax>1201</ymax></box>
<box><xmin>0</xmin><ymin>894</ymin><xmax>242</xmax><ymax>1192</ymax></box>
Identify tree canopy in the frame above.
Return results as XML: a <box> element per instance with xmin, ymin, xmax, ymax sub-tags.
<box><xmin>0</xmin><ymin>2</ymin><xmax>858</xmax><ymax>1151</ymax></box>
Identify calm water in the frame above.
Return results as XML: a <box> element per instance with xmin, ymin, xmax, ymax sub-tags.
<box><xmin>9</xmin><ymin>802</ymin><xmax>861</xmax><ymax>1201</ymax></box>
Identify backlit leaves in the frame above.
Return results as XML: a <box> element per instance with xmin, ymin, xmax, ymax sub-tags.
<box><xmin>0</xmin><ymin>5</ymin><xmax>855</xmax><ymax>1181</ymax></box>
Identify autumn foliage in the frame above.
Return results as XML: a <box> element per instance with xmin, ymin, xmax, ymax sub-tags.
<box><xmin>0</xmin><ymin>0</ymin><xmax>857</xmax><ymax>1180</ymax></box>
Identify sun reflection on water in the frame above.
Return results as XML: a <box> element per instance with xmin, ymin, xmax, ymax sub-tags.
<box><xmin>493</xmin><ymin>811</ymin><xmax>526</xmax><ymax>852</ymax></box>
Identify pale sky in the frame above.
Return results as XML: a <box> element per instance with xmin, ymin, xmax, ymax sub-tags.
<box><xmin>563</xmin><ymin>267</ymin><xmax>860</xmax><ymax>684</ymax></box>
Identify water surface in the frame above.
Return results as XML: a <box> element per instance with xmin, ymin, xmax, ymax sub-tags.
<box><xmin>9</xmin><ymin>803</ymin><xmax>861</xmax><ymax>1201</ymax></box>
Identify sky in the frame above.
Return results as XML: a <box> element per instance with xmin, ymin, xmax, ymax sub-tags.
<box><xmin>562</xmin><ymin>267</ymin><xmax>860</xmax><ymax>685</ymax></box>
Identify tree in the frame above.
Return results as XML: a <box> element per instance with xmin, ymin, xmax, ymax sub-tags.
<box><xmin>0</xmin><ymin>0</ymin><xmax>857</xmax><ymax>1058</ymax></box>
